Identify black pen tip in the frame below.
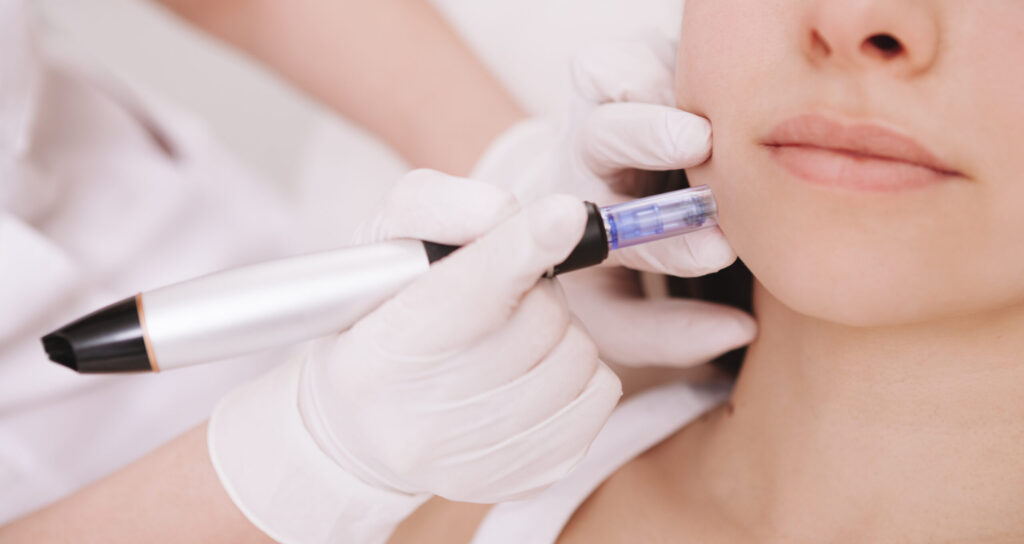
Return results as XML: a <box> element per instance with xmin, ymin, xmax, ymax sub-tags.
<box><xmin>42</xmin><ymin>333</ymin><xmax>78</xmax><ymax>371</ymax></box>
<box><xmin>39</xmin><ymin>297</ymin><xmax>153</xmax><ymax>373</ymax></box>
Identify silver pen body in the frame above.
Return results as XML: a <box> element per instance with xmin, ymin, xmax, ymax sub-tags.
<box><xmin>42</xmin><ymin>239</ymin><xmax>433</xmax><ymax>373</ymax></box>
<box><xmin>143</xmin><ymin>239</ymin><xmax>431</xmax><ymax>371</ymax></box>
<box><xmin>42</xmin><ymin>186</ymin><xmax>718</xmax><ymax>374</ymax></box>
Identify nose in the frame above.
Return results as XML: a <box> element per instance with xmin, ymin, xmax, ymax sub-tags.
<box><xmin>803</xmin><ymin>0</ymin><xmax>941</xmax><ymax>76</ymax></box>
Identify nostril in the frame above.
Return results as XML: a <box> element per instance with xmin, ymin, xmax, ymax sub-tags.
<box><xmin>810</xmin><ymin>30</ymin><xmax>832</xmax><ymax>57</ymax></box>
<box><xmin>863</xmin><ymin>33</ymin><xmax>904</xmax><ymax>59</ymax></box>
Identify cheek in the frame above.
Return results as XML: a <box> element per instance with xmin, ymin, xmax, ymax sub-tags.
<box><xmin>675</xmin><ymin>0</ymin><xmax>784</xmax><ymax>115</ymax></box>
<box><xmin>952</xmin><ymin>7</ymin><xmax>1024</xmax><ymax>292</ymax></box>
<box><xmin>693</xmin><ymin>154</ymin><xmax>1024</xmax><ymax>326</ymax></box>
<box><xmin>675</xmin><ymin>1</ymin><xmax>1024</xmax><ymax>327</ymax></box>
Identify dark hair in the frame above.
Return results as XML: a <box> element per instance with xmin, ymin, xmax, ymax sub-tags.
<box><xmin>668</xmin><ymin>258</ymin><xmax>753</xmax><ymax>376</ymax></box>
<box><xmin>657</xmin><ymin>170</ymin><xmax>754</xmax><ymax>376</ymax></box>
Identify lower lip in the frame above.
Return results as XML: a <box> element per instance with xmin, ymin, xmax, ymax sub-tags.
<box><xmin>766</xmin><ymin>145</ymin><xmax>952</xmax><ymax>192</ymax></box>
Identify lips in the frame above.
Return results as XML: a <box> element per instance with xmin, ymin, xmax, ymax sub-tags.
<box><xmin>763</xmin><ymin>114</ymin><xmax>962</xmax><ymax>191</ymax></box>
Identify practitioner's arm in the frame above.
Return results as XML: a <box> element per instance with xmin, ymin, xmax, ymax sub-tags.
<box><xmin>158</xmin><ymin>0</ymin><xmax>525</xmax><ymax>175</ymax></box>
<box><xmin>1</xmin><ymin>173</ymin><xmax>621</xmax><ymax>544</ymax></box>
<box><xmin>0</xmin><ymin>423</ymin><xmax>271</xmax><ymax>544</ymax></box>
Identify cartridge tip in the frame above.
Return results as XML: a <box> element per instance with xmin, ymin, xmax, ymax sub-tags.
<box><xmin>598</xmin><ymin>185</ymin><xmax>718</xmax><ymax>250</ymax></box>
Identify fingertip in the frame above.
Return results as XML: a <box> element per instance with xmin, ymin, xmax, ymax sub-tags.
<box><xmin>696</xmin><ymin>303</ymin><xmax>759</xmax><ymax>346</ymax></box>
<box><xmin>688</xmin><ymin>228</ymin><xmax>737</xmax><ymax>272</ymax></box>
<box><xmin>728</xmin><ymin>311</ymin><xmax>759</xmax><ymax>346</ymax></box>
<box><xmin>657</xmin><ymin>228</ymin><xmax>738</xmax><ymax>276</ymax></box>
<box><xmin>406</xmin><ymin>169</ymin><xmax>521</xmax><ymax>220</ymax></box>
<box><xmin>382</xmin><ymin>169</ymin><xmax>520</xmax><ymax>244</ymax></box>
<box><xmin>663</xmin><ymin>110</ymin><xmax>712</xmax><ymax>166</ymax></box>
<box><xmin>612</xmin><ymin>301</ymin><xmax>757</xmax><ymax>368</ymax></box>
<box><xmin>590</xmin><ymin>362</ymin><xmax>624</xmax><ymax>404</ymax></box>
<box><xmin>691</xmin><ymin>309</ymin><xmax>759</xmax><ymax>361</ymax></box>
<box><xmin>583</xmin><ymin>104</ymin><xmax>714</xmax><ymax>178</ymax></box>
<box><xmin>525</xmin><ymin>195</ymin><xmax>587</xmax><ymax>255</ymax></box>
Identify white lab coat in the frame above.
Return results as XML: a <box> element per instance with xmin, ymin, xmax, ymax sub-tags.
<box><xmin>0</xmin><ymin>0</ymin><xmax>300</xmax><ymax>522</ymax></box>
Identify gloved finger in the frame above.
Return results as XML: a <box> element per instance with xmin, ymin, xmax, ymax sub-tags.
<box><xmin>355</xmin><ymin>168</ymin><xmax>519</xmax><ymax>245</ymax></box>
<box><xmin>570</xmin><ymin>40</ymin><xmax>676</xmax><ymax>107</ymax></box>
<box><xmin>423</xmin><ymin>320</ymin><xmax>600</xmax><ymax>459</ymax></box>
<box><xmin>362</xmin><ymin>194</ymin><xmax>586</xmax><ymax>357</ymax></box>
<box><xmin>398</xmin><ymin>279</ymin><xmax>572</xmax><ymax>397</ymax></box>
<box><xmin>429</xmin><ymin>362</ymin><xmax>621</xmax><ymax>502</ymax></box>
<box><xmin>606</xmin><ymin>226</ymin><xmax>737</xmax><ymax>276</ymax></box>
<box><xmin>580</xmin><ymin>103</ymin><xmax>712</xmax><ymax>188</ymax></box>
<box><xmin>568</xmin><ymin>283</ymin><xmax>757</xmax><ymax>368</ymax></box>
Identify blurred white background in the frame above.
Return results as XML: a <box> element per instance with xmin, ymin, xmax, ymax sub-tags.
<box><xmin>34</xmin><ymin>0</ymin><xmax>682</xmax><ymax>241</ymax></box>
<box><xmin>36</xmin><ymin>0</ymin><xmax>327</xmax><ymax>187</ymax></box>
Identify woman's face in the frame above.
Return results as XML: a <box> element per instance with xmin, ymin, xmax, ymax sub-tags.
<box><xmin>677</xmin><ymin>0</ymin><xmax>1024</xmax><ymax>327</ymax></box>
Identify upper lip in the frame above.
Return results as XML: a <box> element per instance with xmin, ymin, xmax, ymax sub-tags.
<box><xmin>764</xmin><ymin>114</ymin><xmax>961</xmax><ymax>176</ymax></box>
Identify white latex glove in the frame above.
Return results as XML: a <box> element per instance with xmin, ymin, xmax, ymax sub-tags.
<box><xmin>473</xmin><ymin>32</ymin><xmax>757</xmax><ymax>370</ymax></box>
<box><xmin>210</xmin><ymin>170</ymin><xmax>621</xmax><ymax>544</ymax></box>
<box><xmin>476</xmin><ymin>33</ymin><xmax>728</xmax><ymax>276</ymax></box>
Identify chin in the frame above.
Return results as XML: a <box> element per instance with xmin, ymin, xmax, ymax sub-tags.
<box><xmin>687</xmin><ymin>157</ymin><xmax>998</xmax><ymax>329</ymax></box>
<box><xmin>748</xmin><ymin>249</ymin><xmax>950</xmax><ymax>328</ymax></box>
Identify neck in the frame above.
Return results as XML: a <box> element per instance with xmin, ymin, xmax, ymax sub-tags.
<box><xmin>698</xmin><ymin>282</ymin><xmax>1024</xmax><ymax>542</ymax></box>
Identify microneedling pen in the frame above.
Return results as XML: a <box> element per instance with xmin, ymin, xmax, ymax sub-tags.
<box><xmin>41</xmin><ymin>186</ymin><xmax>718</xmax><ymax>374</ymax></box>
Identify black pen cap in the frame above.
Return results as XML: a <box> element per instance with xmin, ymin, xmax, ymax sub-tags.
<box><xmin>41</xmin><ymin>295</ymin><xmax>154</xmax><ymax>373</ymax></box>
<box><xmin>552</xmin><ymin>202</ymin><xmax>609</xmax><ymax>275</ymax></box>
<box><xmin>421</xmin><ymin>201</ymin><xmax>609</xmax><ymax>275</ymax></box>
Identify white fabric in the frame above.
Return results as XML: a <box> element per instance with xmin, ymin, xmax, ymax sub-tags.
<box><xmin>0</xmin><ymin>0</ymin><xmax>37</xmax><ymax>157</ymax></box>
<box><xmin>0</xmin><ymin>2</ymin><xmax>299</xmax><ymax>523</ymax></box>
<box><xmin>472</xmin><ymin>380</ymin><xmax>728</xmax><ymax>544</ymax></box>
<box><xmin>209</xmin><ymin>353</ymin><xmax>427</xmax><ymax>544</ymax></box>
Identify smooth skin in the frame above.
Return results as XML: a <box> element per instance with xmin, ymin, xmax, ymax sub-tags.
<box><xmin>404</xmin><ymin>0</ymin><xmax>1024</xmax><ymax>542</ymax></box>
<box><xmin>0</xmin><ymin>1</ymin><xmax>523</xmax><ymax>541</ymax></box>
<box><xmin>159</xmin><ymin>0</ymin><xmax>526</xmax><ymax>176</ymax></box>
<box><xmin>564</xmin><ymin>0</ymin><xmax>1024</xmax><ymax>542</ymax></box>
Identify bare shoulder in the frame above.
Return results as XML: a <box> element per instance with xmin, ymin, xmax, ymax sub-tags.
<box><xmin>388</xmin><ymin>498</ymin><xmax>492</xmax><ymax>544</ymax></box>
<box><xmin>556</xmin><ymin>402</ymin><xmax>732</xmax><ymax>544</ymax></box>
<box><xmin>390</xmin><ymin>375</ymin><xmax>727</xmax><ymax>544</ymax></box>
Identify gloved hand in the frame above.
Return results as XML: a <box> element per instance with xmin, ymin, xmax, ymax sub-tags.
<box><xmin>209</xmin><ymin>170</ymin><xmax>621</xmax><ymax>544</ymax></box>
<box><xmin>473</xmin><ymin>32</ymin><xmax>757</xmax><ymax>371</ymax></box>
<box><xmin>475</xmin><ymin>32</ymin><xmax>728</xmax><ymax>276</ymax></box>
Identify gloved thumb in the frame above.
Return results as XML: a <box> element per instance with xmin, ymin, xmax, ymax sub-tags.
<box><xmin>360</xmin><ymin>194</ymin><xmax>587</xmax><ymax>357</ymax></box>
<box><xmin>354</xmin><ymin>169</ymin><xmax>520</xmax><ymax>245</ymax></box>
